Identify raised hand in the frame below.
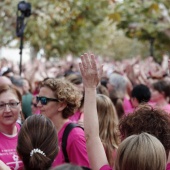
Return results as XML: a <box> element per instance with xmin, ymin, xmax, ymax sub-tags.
<box><xmin>79</xmin><ymin>53</ymin><xmax>109</xmax><ymax>170</ymax></box>
<box><xmin>79</xmin><ymin>53</ymin><xmax>103</xmax><ymax>88</ymax></box>
<box><xmin>168</xmin><ymin>60</ymin><xmax>170</xmax><ymax>75</ymax></box>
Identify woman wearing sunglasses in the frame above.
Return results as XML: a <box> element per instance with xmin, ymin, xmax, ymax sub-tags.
<box><xmin>0</xmin><ymin>84</ymin><xmax>24</xmax><ymax>169</ymax></box>
<box><xmin>37</xmin><ymin>78</ymin><xmax>90</xmax><ymax>168</ymax></box>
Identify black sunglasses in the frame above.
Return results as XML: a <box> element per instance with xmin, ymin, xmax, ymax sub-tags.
<box><xmin>36</xmin><ymin>96</ymin><xmax>59</xmax><ymax>105</ymax></box>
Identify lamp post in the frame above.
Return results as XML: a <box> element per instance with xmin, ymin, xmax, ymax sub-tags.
<box><xmin>16</xmin><ymin>1</ymin><xmax>31</xmax><ymax>76</ymax></box>
<box><xmin>149</xmin><ymin>37</ymin><xmax>155</xmax><ymax>58</ymax></box>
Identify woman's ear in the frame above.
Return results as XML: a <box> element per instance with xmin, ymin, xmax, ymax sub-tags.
<box><xmin>58</xmin><ymin>102</ymin><xmax>67</xmax><ymax>112</ymax></box>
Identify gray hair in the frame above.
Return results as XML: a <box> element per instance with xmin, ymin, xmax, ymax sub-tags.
<box><xmin>109</xmin><ymin>73</ymin><xmax>126</xmax><ymax>93</ymax></box>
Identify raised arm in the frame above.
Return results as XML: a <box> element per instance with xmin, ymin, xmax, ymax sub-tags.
<box><xmin>79</xmin><ymin>53</ymin><xmax>109</xmax><ymax>170</ymax></box>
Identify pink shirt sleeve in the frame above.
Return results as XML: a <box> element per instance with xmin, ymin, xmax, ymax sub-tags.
<box><xmin>100</xmin><ymin>165</ymin><xmax>112</xmax><ymax>170</ymax></box>
<box><xmin>67</xmin><ymin>127</ymin><xmax>90</xmax><ymax>168</ymax></box>
<box><xmin>166</xmin><ymin>163</ymin><xmax>170</xmax><ymax>170</ymax></box>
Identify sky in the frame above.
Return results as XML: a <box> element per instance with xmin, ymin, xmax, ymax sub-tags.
<box><xmin>0</xmin><ymin>47</ymin><xmax>31</xmax><ymax>63</ymax></box>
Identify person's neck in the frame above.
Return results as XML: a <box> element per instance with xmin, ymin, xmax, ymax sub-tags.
<box><xmin>78</xmin><ymin>105</ymin><xmax>84</xmax><ymax>113</ymax></box>
<box><xmin>51</xmin><ymin>114</ymin><xmax>69</xmax><ymax>132</ymax></box>
<box><xmin>0</xmin><ymin>124</ymin><xmax>17</xmax><ymax>135</ymax></box>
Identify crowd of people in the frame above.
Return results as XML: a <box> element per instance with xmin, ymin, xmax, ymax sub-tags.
<box><xmin>0</xmin><ymin>53</ymin><xmax>170</xmax><ymax>170</ymax></box>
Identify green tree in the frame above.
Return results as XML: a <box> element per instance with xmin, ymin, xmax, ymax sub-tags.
<box><xmin>0</xmin><ymin>0</ymin><xmax>153</xmax><ymax>60</ymax></box>
<box><xmin>0</xmin><ymin>0</ymin><xmax>110</xmax><ymax>58</ymax></box>
<box><xmin>110</xmin><ymin>0</ymin><xmax>170</xmax><ymax>61</ymax></box>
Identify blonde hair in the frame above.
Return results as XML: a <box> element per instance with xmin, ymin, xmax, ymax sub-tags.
<box><xmin>115</xmin><ymin>133</ymin><xmax>166</xmax><ymax>170</ymax></box>
<box><xmin>40</xmin><ymin>78</ymin><xmax>82</xmax><ymax>119</ymax></box>
<box><xmin>96</xmin><ymin>94</ymin><xmax>120</xmax><ymax>167</ymax></box>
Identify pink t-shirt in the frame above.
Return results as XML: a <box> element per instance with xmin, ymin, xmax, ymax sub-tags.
<box><xmin>125</xmin><ymin>101</ymin><xmax>156</xmax><ymax>116</ymax></box>
<box><xmin>150</xmin><ymin>102</ymin><xmax>170</xmax><ymax>115</ymax></box>
<box><xmin>100</xmin><ymin>164</ymin><xmax>112</xmax><ymax>170</ymax></box>
<box><xmin>161</xmin><ymin>104</ymin><xmax>170</xmax><ymax>114</ymax></box>
<box><xmin>0</xmin><ymin>123</ymin><xmax>23</xmax><ymax>170</ymax></box>
<box><xmin>167</xmin><ymin>163</ymin><xmax>170</xmax><ymax>170</ymax></box>
<box><xmin>124</xmin><ymin>107</ymin><xmax>134</xmax><ymax>116</ymax></box>
<box><xmin>69</xmin><ymin>111</ymin><xmax>82</xmax><ymax>122</ymax></box>
<box><xmin>52</xmin><ymin>121</ymin><xmax>90</xmax><ymax>168</ymax></box>
<box><xmin>123</xmin><ymin>98</ymin><xmax>133</xmax><ymax>115</ymax></box>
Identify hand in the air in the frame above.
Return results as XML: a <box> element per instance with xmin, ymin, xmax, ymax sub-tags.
<box><xmin>79</xmin><ymin>53</ymin><xmax>103</xmax><ymax>89</ymax></box>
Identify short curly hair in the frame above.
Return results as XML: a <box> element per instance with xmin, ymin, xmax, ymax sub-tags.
<box><xmin>119</xmin><ymin>104</ymin><xmax>170</xmax><ymax>156</ymax></box>
<box><xmin>40</xmin><ymin>78</ymin><xmax>82</xmax><ymax>119</ymax></box>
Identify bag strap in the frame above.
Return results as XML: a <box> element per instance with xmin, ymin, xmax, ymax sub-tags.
<box><xmin>62</xmin><ymin>123</ymin><xmax>83</xmax><ymax>163</ymax></box>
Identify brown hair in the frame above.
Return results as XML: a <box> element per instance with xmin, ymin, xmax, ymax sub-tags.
<box><xmin>109</xmin><ymin>90</ymin><xmax>124</xmax><ymax>119</ymax></box>
<box><xmin>65</xmin><ymin>73</ymin><xmax>84</xmax><ymax>109</ymax></box>
<box><xmin>65</xmin><ymin>73</ymin><xmax>82</xmax><ymax>85</ymax></box>
<box><xmin>17</xmin><ymin>114</ymin><xmax>58</xmax><ymax>170</ymax></box>
<box><xmin>40</xmin><ymin>78</ymin><xmax>82</xmax><ymax>119</ymax></box>
<box><xmin>96</xmin><ymin>84</ymin><xmax>109</xmax><ymax>97</ymax></box>
<box><xmin>119</xmin><ymin>104</ymin><xmax>170</xmax><ymax>157</ymax></box>
<box><xmin>0</xmin><ymin>84</ymin><xmax>22</xmax><ymax>101</ymax></box>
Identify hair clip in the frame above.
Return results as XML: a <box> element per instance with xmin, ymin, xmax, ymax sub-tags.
<box><xmin>30</xmin><ymin>148</ymin><xmax>46</xmax><ymax>157</ymax></box>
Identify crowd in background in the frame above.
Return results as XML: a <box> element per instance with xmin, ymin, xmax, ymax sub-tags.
<box><xmin>1</xmin><ymin>54</ymin><xmax>170</xmax><ymax>119</ymax></box>
<box><xmin>0</xmin><ymin>53</ymin><xmax>170</xmax><ymax>170</ymax></box>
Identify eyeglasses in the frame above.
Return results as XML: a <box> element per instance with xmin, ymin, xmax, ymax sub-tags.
<box><xmin>0</xmin><ymin>102</ymin><xmax>20</xmax><ymax>110</ymax></box>
<box><xmin>36</xmin><ymin>96</ymin><xmax>59</xmax><ymax>105</ymax></box>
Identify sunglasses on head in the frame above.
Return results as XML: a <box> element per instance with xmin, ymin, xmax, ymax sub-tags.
<box><xmin>36</xmin><ymin>96</ymin><xmax>59</xmax><ymax>105</ymax></box>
